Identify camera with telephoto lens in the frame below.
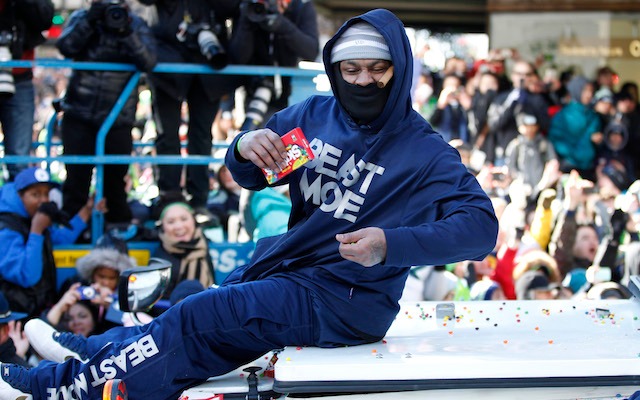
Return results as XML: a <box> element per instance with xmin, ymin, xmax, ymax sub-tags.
<box><xmin>0</xmin><ymin>30</ymin><xmax>15</xmax><ymax>99</ymax></box>
<box><xmin>240</xmin><ymin>77</ymin><xmax>274</xmax><ymax>131</ymax></box>
<box><xmin>176</xmin><ymin>22</ymin><xmax>228</xmax><ymax>70</ymax></box>
<box><xmin>103</xmin><ymin>0</ymin><xmax>129</xmax><ymax>34</ymax></box>
<box><xmin>243</xmin><ymin>0</ymin><xmax>279</xmax><ymax>23</ymax></box>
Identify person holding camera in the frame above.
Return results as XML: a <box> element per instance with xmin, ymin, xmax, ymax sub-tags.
<box><xmin>229</xmin><ymin>0</ymin><xmax>319</xmax><ymax>131</ymax></box>
<box><xmin>429</xmin><ymin>73</ymin><xmax>471</xmax><ymax>145</ymax></box>
<box><xmin>136</xmin><ymin>0</ymin><xmax>241</xmax><ymax>219</ymax></box>
<box><xmin>0</xmin><ymin>0</ymin><xmax>53</xmax><ymax>181</ymax></box>
<box><xmin>486</xmin><ymin>60</ymin><xmax>551</xmax><ymax>166</ymax></box>
<box><xmin>55</xmin><ymin>0</ymin><xmax>157</xmax><ymax>226</ymax></box>
<box><xmin>0</xmin><ymin>167</ymin><xmax>97</xmax><ymax>319</ymax></box>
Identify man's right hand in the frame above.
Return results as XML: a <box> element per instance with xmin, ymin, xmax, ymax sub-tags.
<box><xmin>237</xmin><ymin>129</ymin><xmax>289</xmax><ymax>173</ymax></box>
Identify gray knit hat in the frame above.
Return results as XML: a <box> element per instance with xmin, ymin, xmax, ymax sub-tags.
<box><xmin>331</xmin><ymin>22</ymin><xmax>391</xmax><ymax>64</ymax></box>
<box><xmin>75</xmin><ymin>248</ymin><xmax>137</xmax><ymax>280</ymax></box>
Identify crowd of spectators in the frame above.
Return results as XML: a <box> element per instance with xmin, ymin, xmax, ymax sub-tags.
<box><xmin>407</xmin><ymin>49</ymin><xmax>640</xmax><ymax>305</ymax></box>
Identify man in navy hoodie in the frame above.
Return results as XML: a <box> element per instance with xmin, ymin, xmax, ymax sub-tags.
<box><xmin>0</xmin><ymin>9</ymin><xmax>498</xmax><ymax>400</ymax></box>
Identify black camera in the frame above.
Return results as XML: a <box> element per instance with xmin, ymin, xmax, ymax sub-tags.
<box><xmin>0</xmin><ymin>30</ymin><xmax>15</xmax><ymax>99</ymax></box>
<box><xmin>176</xmin><ymin>22</ymin><xmax>228</xmax><ymax>70</ymax></box>
<box><xmin>240</xmin><ymin>77</ymin><xmax>274</xmax><ymax>131</ymax></box>
<box><xmin>103</xmin><ymin>0</ymin><xmax>129</xmax><ymax>34</ymax></box>
<box><xmin>243</xmin><ymin>0</ymin><xmax>279</xmax><ymax>23</ymax></box>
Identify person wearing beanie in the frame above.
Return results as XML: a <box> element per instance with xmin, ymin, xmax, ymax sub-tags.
<box><xmin>6</xmin><ymin>10</ymin><xmax>498</xmax><ymax>399</ymax></box>
<box><xmin>0</xmin><ymin>167</ymin><xmax>96</xmax><ymax>319</ymax></box>
<box><xmin>549</xmin><ymin>75</ymin><xmax>603</xmax><ymax>181</ymax></box>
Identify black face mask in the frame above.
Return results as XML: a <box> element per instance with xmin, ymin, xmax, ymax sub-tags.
<box><xmin>333</xmin><ymin>65</ymin><xmax>392</xmax><ymax>125</ymax></box>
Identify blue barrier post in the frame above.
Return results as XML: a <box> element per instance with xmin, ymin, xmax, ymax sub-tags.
<box><xmin>93</xmin><ymin>71</ymin><xmax>142</xmax><ymax>240</ymax></box>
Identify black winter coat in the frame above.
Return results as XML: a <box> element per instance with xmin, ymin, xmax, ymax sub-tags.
<box><xmin>228</xmin><ymin>0</ymin><xmax>319</xmax><ymax>107</ymax></box>
<box><xmin>56</xmin><ymin>9</ymin><xmax>157</xmax><ymax>127</ymax></box>
<box><xmin>138</xmin><ymin>0</ymin><xmax>243</xmax><ymax>102</ymax></box>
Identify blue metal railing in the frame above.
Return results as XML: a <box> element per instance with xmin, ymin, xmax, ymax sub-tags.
<box><xmin>1</xmin><ymin>59</ymin><xmax>327</xmax><ymax>241</ymax></box>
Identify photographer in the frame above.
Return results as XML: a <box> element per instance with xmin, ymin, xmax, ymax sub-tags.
<box><xmin>486</xmin><ymin>60</ymin><xmax>551</xmax><ymax>166</ymax></box>
<box><xmin>56</xmin><ymin>0</ymin><xmax>157</xmax><ymax>226</ymax></box>
<box><xmin>137</xmin><ymin>0</ymin><xmax>242</xmax><ymax>218</ymax></box>
<box><xmin>0</xmin><ymin>0</ymin><xmax>53</xmax><ymax>181</ymax></box>
<box><xmin>429</xmin><ymin>73</ymin><xmax>471</xmax><ymax>144</ymax></box>
<box><xmin>0</xmin><ymin>167</ymin><xmax>98</xmax><ymax>318</ymax></box>
<box><xmin>229</xmin><ymin>0</ymin><xmax>319</xmax><ymax>130</ymax></box>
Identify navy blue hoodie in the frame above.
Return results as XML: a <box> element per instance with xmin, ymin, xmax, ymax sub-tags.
<box><xmin>225</xmin><ymin>9</ymin><xmax>498</xmax><ymax>345</ymax></box>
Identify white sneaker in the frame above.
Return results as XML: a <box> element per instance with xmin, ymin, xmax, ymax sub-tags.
<box><xmin>24</xmin><ymin>319</ymin><xmax>89</xmax><ymax>363</ymax></box>
<box><xmin>0</xmin><ymin>363</ymin><xmax>32</xmax><ymax>400</ymax></box>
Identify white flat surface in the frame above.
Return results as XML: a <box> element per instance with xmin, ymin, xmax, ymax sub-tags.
<box><xmin>275</xmin><ymin>299</ymin><xmax>640</xmax><ymax>382</ymax></box>
<box><xmin>283</xmin><ymin>386</ymin><xmax>638</xmax><ymax>400</ymax></box>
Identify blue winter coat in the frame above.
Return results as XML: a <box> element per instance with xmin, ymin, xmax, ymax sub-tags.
<box><xmin>0</xmin><ymin>183</ymin><xmax>87</xmax><ymax>287</ymax></box>
<box><xmin>225</xmin><ymin>9</ymin><xmax>498</xmax><ymax>345</ymax></box>
<box><xmin>549</xmin><ymin>101</ymin><xmax>601</xmax><ymax>171</ymax></box>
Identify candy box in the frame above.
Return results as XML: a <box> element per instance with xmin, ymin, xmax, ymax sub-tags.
<box><xmin>262</xmin><ymin>127</ymin><xmax>314</xmax><ymax>184</ymax></box>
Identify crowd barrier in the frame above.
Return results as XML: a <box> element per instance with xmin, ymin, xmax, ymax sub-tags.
<box><xmin>0</xmin><ymin>59</ymin><xmax>327</xmax><ymax>287</ymax></box>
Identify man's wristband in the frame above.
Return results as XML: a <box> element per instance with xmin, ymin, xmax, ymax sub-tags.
<box><xmin>234</xmin><ymin>135</ymin><xmax>249</xmax><ymax>162</ymax></box>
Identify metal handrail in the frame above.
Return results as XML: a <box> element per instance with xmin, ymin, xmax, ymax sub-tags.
<box><xmin>0</xmin><ymin>59</ymin><xmax>325</xmax><ymax>241</ymax></box>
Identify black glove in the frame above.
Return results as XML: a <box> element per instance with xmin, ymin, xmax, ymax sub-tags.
<box><xmin>258</xmin><ymin>13</ymin><xmax>284</xmax><ymax>32</ymax></box>
<box><xmin>610</xmin><ymin>208</ymin><xmax>629</xmax><ymax>240</ymax></box>
<box><xmin>37</xmin><ymin>201</ymin><xmax>72</xmax><ymax>228</ymax></box>
<box><xmin>87</xmin><ymin>2</ymin><xmax>108</xmax><ymax>23</ymax></box>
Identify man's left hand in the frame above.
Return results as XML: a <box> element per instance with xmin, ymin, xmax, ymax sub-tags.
<box><xmin>336</xmin><ymin>227</ymin><xmax>387</xmax><ymax>267</ymax></box>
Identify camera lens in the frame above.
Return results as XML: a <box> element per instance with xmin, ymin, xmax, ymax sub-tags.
<box><xmin>197</xmin><ymin>30</ymin><xmax>228</xmax><ymax>70</ymax></box>
<box><xmin>241</xmin><ymin>81</ymin><xmax>273</xmax><ymax>131</ymax></box>
<box><xmin>104</xmin><ymin>5</ymin><xmax>128</xmax><ymax>32</ymax></box>
<box><xmin>0</xmin><ymin>32</ymin><xmax>15</xmax><ymax>99</ymax></box>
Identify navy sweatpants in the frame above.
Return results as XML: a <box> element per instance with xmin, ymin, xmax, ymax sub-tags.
<box><xmin>28</xmin><ymin>278</ymin><xmax>322</xmax><ymax>400</ymax></box>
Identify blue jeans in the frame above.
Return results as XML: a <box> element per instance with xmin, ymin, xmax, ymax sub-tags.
<box><xmin>0</xmin><ymin>79</ymin><xmax>35</xmax><ymax>180</ymax></box>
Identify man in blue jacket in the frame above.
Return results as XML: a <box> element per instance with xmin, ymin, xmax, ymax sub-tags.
<box><xmin>0</xmin><ymin>9</ymin><xmax>498</xmax><ymax>400</ymax></box>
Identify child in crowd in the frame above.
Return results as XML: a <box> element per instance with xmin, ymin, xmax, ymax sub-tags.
<box><xmin>0</xmin><ymin>167</ymin><xmax>98</xmax><ymax>318</ymax></box>
<box><xmin>37</xmin><ymin>236</ymin><xmax>136</xmax><ymax>335</ymax></box>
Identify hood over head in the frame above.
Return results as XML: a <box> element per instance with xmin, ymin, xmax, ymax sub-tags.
<box><xmin>567</xmin><ymin>75</ymin><xmax>590</xmax><ymax>103</ymax></box>
<box><xmin>75</xmin><ymin>248</ymin><xmax>137</xmax><ymax>281</ymax></box>
<box><xmin>603</xmin><ymin>120</ymin><xmax>629</xmax><ymax>152</ymax></box>
<box><xmin>0</xmin><ymin>183</ymin><xmax>29</xmax><ymax>218</ymax></box>
<box><xmin>322</xmin><ymin>9</ymin><xmax>413</xmax><ymax>130</ymax></box>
